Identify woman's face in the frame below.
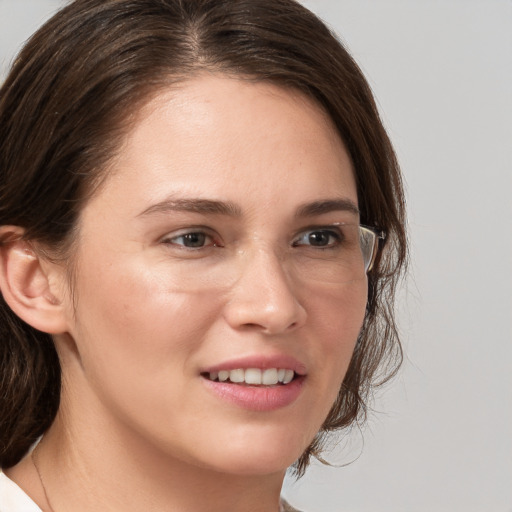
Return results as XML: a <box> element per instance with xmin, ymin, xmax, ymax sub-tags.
<box><xmin>58</xmin><ymin>75</ymin><xmax>368</xmax><ymax>475</ymax></box>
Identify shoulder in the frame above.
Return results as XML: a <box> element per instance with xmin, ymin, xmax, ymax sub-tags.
<box><xmin>0</xmin><ymin>471</ymin><xmax>41</xmax><ymax>512</ymax></box>
<box><xmin>280</xmin><ymin>498</ymin><xmax>304</xmax><ymax>512</ymax></box>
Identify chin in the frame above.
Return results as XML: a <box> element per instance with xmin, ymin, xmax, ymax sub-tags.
<box><xmin>207</xmin><ymin>452</ymin><xmax>299</xmax><ymax>477</ymax></box>
<box><xmin>194</xmin><ymin>426</ymin><xmax>313</xmax><ymax>477</ymax></box>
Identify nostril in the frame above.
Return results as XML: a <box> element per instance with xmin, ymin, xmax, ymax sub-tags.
<box><xmin>239</xmin><ymin>320</ymin><xmax>299</xmax><ymax>334</ymax></box>
<box><xmin>239</xmin><ymin>322</ymin><xmax>264</xmax><ymax>331</ymax></box>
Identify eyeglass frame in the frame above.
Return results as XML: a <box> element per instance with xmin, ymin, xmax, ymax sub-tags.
<box><xmin>359</xmin><ymin>225</ymin><xmax>386</xmax><ymax>273</ymax></box>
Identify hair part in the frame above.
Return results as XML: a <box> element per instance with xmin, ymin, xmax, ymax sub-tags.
<box><xmin>0</xmin><ymin>0</ymin><xmax>407</xmax><ymax>474</ymax></box>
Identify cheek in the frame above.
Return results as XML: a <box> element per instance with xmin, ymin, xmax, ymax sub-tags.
<box><xmin>312</xmin><ymin>278</ymin><xmax>367</xmax><ymax>341</ymax></box>
<box><xmin>307</xmin><ymin>280</ymin><xmax>367</xmax><ymax>399</ymax></box>
<box><xmin>66</xmin><ymin>257</ymin><xmax>223</xmax><ymax>388</ymax></box>
<box><xmin>64</xmin><ymin>265</ymin><xmax>231</xmax><ymax>447</ymax></box>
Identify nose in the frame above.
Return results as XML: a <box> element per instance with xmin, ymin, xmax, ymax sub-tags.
<box><xmin>223</xmin><ymin>247</ymin><xmax>307</xmax><ymax>335</ymax></box>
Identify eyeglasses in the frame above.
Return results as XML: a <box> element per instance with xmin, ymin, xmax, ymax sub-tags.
<box><xmin>359</xmin><ymin>225</ymin><xmax>386</xmax><ymax>273</ymax></box>
<box><xmin>158</xmin><ymin>223</ymin><xmax>385</xmax><ymax>292</ymax></box>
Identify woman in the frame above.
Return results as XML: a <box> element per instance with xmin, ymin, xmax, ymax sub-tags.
<box><xmin>0</xmin><ymin>0</ymin><xmax>407</xmax><ymax>511</ymax></box>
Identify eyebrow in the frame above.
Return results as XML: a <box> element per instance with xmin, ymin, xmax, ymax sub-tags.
<box><xmin>138</xmin><ymin>197</ymin><xmax>359</xmax><ymax>219</ymax></box>
<box><xmin>138</xmin><ymin>198</ymin><xmax>243</xmax><ymax>218</ymax></box>
<box><xmin>295</xmin><ymin>198</ymin><xmax>360</xmax><ymax>218</ymax></box>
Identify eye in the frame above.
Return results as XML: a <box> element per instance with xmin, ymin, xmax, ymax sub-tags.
<box><xmin>292</xmin><ymin>228</ymin><xmax>342</xmax><ymax>248</ymax></box>
<box><xmin>162</xmin><ymin>230</ymin><xmax>216</xmax><ymax>249</ymax></box>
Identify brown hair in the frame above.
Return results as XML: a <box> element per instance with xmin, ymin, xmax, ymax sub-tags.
<box><xmin>0</xmin><ymin>0</ymin><xmax>406</xmax><ymax>475</ymax></box>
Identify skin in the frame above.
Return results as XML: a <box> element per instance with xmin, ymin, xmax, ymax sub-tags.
<box><xmin>6</xmin><ymin>74</ymin><xmax>368</xmax><ymax>512</ymax></box>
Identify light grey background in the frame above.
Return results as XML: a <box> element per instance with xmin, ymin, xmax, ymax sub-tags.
<box><xmin>1</xmin><ymin>1</ymin><xmax>511</xmax><ymax>511</ymax></box>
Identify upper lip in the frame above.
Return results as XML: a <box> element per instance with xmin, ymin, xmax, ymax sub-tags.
<box><xmin>200</xmin><ymin>354</ymin><xmax>307</xmax><ymax>376</ymax></box>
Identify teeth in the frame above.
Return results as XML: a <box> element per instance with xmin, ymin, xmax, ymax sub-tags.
<box><xmin>282</xmin><ymin>369</ymin><xmax>294</xmax><ymax>384</ymax></box>
<box><xmin>245</xmin><ymin>368</ymin><xmax>262</xmax><ymax>385</ymax></box>
<box><xmin>262</xmin><ymin>368</ymin><xmax>278</xmax><ymax>385</ymax></box>
<box><xmin>207</xmin><ymin>368</ymin><xmax>296</xmax><ymax>385</ymax></box>
<box><xmin>229</xmin><ymin>369</ymin><xmax>244</xmax><ymax>383</ymax></box>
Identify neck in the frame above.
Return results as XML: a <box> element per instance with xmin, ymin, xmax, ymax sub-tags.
<box><xmin>36</xmin><ymin>405</ymin><xmax>285</xmax><ymax>512</ymax></box>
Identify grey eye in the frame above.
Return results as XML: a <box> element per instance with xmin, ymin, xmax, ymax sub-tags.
<box><xmin>171</xmin><ymin>232</ymin><xmax>209</xmax><ymax>248</ymax></box>
<box><xmin>294</xmin><ymin>229</ymin><xmax>341</xmax><ymax>248</ymax></box>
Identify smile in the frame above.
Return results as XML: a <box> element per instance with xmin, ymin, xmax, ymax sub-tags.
<box><xmin>204</xmin><ymin>368</ymin><xmax>295</xmax><ymax>386</ymax></box>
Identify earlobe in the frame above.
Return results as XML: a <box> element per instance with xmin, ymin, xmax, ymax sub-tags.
<box><xmin>0</xmin><ymin>226</ymin><xmax>68</xmax><ymax>334</ymax></box>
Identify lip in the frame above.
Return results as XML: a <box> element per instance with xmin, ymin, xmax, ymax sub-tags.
<box><xmin>200</xmin><ymin>354</ymin><xmax>307</xmax><ymax>375</ymax></box>
<box><xmin>201</xmin><ymin>375</ymin><xmax>305</xmax><ymax>412</ymax></box>
<box><xmin>200</xmin><ymin>354</ymin><xmax>307</xmax><ymax>412</ymax></box>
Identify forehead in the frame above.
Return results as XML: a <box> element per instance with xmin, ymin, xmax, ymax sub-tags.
<box><xmin>85</xmin><ymin>74</ymin><xmax>357</xmax><ymax>221</ymax></box>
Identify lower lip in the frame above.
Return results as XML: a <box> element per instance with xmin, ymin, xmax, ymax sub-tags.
<box><xmin>202</xmin><ymin>376</ymin><xmax>305</xmax><ymax>412</ymax></box>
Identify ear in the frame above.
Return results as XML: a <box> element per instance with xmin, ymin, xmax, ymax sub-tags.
<box><xmin>0</xmin><ymin>226</ymin><xmax>68</xmax><ymax>334</ymax></box>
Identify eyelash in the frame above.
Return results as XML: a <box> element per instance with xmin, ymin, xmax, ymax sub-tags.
<box><xmin>292</xmin><ymin>228</ymin><xmax>344</xmax><ymax>249</ymax></box>
<box><xmin>161</xmin><ymin>226</ymin><xmax>344</xmax><ymax>251</ymax></box>
<box><xmin>160</xmin><ymin>229</ymin><xmax>220</xmax><ymax>250</ymax></box>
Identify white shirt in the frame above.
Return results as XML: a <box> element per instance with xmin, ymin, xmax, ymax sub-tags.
<box><xmin>0</xmin><ymin>472</ymin><xmax>41</xmax><ymax>512</ymax></box>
